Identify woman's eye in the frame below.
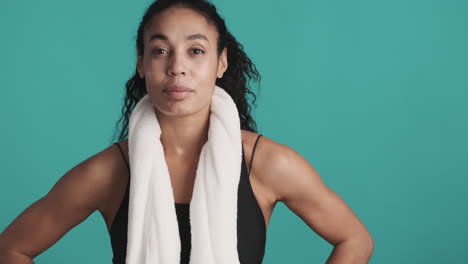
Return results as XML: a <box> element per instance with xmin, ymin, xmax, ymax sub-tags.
<box><xmin>151</xmin><ymin>48</ymin><xmax>204</xmax><ymax>56</ymax></box>
<box><xmin>152</xmin><ymin>48</ymin><xmax>167</xmax><ymax>55</ymax></box>
<box><xmin>192</xmin><ymin>48</ymin><xmax>205</xmax><ymax>55</ymax></box>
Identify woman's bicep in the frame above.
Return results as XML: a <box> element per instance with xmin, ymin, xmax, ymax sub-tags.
<box><xmin>0</xmin><ymin>148</ymin><xmax>114</xmax><ymax>259</ymax></box>
<box><xmin>266</xmin><ymin>144</ymin><xmax>371</xmax><ymax>246</ymax></box>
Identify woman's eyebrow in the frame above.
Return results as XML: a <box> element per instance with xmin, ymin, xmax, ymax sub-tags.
<box><xmin>149</xmin><ymin>32</ymin><xmax>209</xmax><ymax>43</ymax></box>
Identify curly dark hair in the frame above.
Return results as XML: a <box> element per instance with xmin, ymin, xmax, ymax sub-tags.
<box><xmin>110</xmin><ymin>0</ymin><xmax>262</xmax><ymax>143</ymax></box>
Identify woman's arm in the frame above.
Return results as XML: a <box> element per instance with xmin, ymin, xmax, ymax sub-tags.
<box><xmin>256</xmin><ymin>136</ymin><xmax>374</xmax><ymax>263</ymax></box>
<box><xmin>0</xmin><ymin>145</ymin><xmax>117</xmax><ymax>263</ymax></box>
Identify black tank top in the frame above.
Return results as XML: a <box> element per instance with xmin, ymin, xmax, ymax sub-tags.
<box><xmin>110</xmin><ymin>135</ymin><xmax>266</xmax><ymax>263</ymax></box>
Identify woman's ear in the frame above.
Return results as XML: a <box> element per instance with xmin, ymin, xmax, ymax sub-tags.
<box><xmin>137</xmin><ymin>56</ymin><xmax>145</xmax><ymax>78</ymax></box>
<box><xmin>217</xmin><ymin>47</ymin><xmax>228</xmax><ymax>78</ymax></box>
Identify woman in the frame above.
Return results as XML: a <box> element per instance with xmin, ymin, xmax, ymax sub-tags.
<box><xmin>0</xmin><ymin>0</ymin><xmax>374</xmax><ymax>263</ymax></box>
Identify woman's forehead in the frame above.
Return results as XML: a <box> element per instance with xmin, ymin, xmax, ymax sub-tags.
<box><xmin>145</xmin><ymin>7</ymin><xmax>217</xmax><ymax>44</ymax></box>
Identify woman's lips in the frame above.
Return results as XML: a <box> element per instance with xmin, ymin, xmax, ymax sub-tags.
<box><xmin>163</xmin><ymin>90</ymin><xmax>194</xmax><ymax>100</ymax></box>
<box><xmin>163</xmin><ymin>84</ymin><xmax>194</xmax><ymax>100</ymax></box>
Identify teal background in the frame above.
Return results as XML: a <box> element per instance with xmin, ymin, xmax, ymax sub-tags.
<box><xmin>1</xmin><ymin>0</ymin><xmax>467</xmax><ymax>263</ymax></box>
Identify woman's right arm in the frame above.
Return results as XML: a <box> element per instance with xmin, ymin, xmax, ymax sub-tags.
<box><xmin>0</xmin><ymin>144</ymin><xmax>118</xmax><ymax>263</ymax></box>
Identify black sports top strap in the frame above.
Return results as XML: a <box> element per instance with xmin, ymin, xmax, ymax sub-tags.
<box><xmin>114</xmin><ymin>143</ymin><xmax>130</xmax><ymax>172</ymax></box>
<box><xmin>249</xmin><ymin>134</ymin><xmax>262</xmax><ymax>177</ymax></box>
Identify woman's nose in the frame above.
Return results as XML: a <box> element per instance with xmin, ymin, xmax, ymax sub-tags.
<box><xmin>167</xmin><ymin>52</ymin><xmax>187</xmax><ymax>76</ymax></box>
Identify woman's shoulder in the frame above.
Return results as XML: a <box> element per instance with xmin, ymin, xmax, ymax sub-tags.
<box><xmin>114</xmin><ymin>138</ymin><xmax>129</xmax><ymax>165</ymax></box>
<box><xmin>241</xmin><ymin>129</ymin><xmax>289</xmax><ymax>166</ymax></box>
<box><xmin>244</xmin><ymin>130</ymin><xmax>327</xmax><ymax>206</ymax></box>
<box><xmin>61</xmin><ymin>140</ymin><xmax>130</xmax><ymax>214</ymax></box>
<box><xmin>241</xmin><ymin>130</ymin><xmax>290</xmax><ymax>203</ymax></box>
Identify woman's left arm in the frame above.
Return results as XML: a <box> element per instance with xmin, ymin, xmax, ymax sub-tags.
<box><xmin>259</xmin><ymin>138</ymin><xmax>374</xmax><ymax>263</ymax></box>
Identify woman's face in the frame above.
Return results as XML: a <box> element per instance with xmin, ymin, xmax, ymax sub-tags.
<box><xmin>137</xmin><ymin>6</ymin><xmax>228</xmax><ymax>118</ymax></box>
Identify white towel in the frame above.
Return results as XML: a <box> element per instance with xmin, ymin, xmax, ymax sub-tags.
<box><xmin>126</xmin><ymin>85</ymin><xmax>242</xmax><ymax>264</ymax></box>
